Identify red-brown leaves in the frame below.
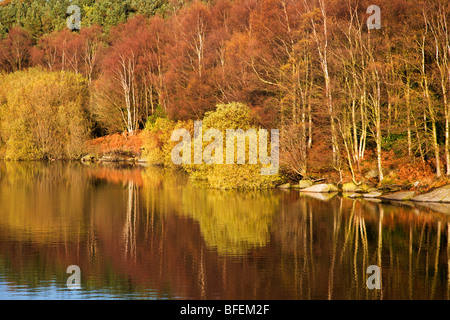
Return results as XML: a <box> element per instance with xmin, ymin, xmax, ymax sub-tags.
<box><xmin>0</xmin><ymin>27</ymin><xmax>33</xmax><ymax>72</ymax></box>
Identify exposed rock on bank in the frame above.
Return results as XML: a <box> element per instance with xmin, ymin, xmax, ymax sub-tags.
<box><xmin>293</xmin><ymin>180</ymin><xmax>313</xmax><ymax>189</ymax></box>
<box><xmin>341</xmin><ymin>182</ymin><xmax>372</xmax><ymax>193</ymax></box>
<box><xmin>98</xmin><ymin>155</ymin><xmax>136</xmax><ymax>163</ymax></box>
<box><xmin>411</xmin><ymin>185</ymin><xmax>450</xmax><ymax>203</ymax></box>
<box><xmin>362</xmin><ymin>191</ymin><xmax>383</xmax><ymax>198</ymax></box>
<box><xmin>300</xmin><ymin>183</ymin><xmax>339</xmax><ymax>193</ymax></box>
<box><xmin>347</xmin><ymin>191</ymin><xmax>381</xmax><ymax>198</ymax></box>
<box><xmin>81</xmin><ymin>154</ymin><xmax>97</xmax><ymax>162</ymax></box>
<box><xmin>380</xmin><ymin>191</ymin><xmax>416</xmax><ymax>201</ymax></box>
<box><xmin>81</xmin><ymin>151</ymin><xmax>138</xmax><ymax>164</ymax></box>
<box><xmin>299</xmin><ymin>192</ymin><xmax>338</xmax><ymax>201</ymax></box>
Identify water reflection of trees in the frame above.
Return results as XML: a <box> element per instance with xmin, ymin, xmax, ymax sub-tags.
<box><xmin>0</xmin><ymin>161</ymin><xmax>91</xmax><ymax>244</ymax></box>
<box><xmin>272</xmin><ymin>196</ymin><xmax>450</xmax><ymax>299</ymax></box>
<box><xmin>0</xmin><ymin>162</ymin><xmax>450</xmax><ymax>299</ymax></box>
<box><xmin>123</xmin><ymin>181</ymin><xmax>138</xmax><ymax>261</ymax></box>
<box><xmin>180</xmin><ymin>188</ymin><xmax>280</xmax><ymax>255</ymax></box>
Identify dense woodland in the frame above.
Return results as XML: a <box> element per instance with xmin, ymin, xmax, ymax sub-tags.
<box><xmin>0</xmin><ymin>0</ymin><xmax>449</xmax><ymax>186</ymax></box>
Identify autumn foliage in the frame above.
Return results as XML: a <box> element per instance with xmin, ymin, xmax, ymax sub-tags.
<box><xmin>0</xmin><ymin>68</ymin><xmax>90</xmax><ymax>160</ymax></box>
<box><xmin>0</xmin><ymin>0</ymin><xmax>450</xmax><ymax>185</ymax></box>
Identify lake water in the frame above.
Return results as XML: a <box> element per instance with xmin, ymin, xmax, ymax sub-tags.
<box><xmin>0</xmin><ymin>161</ymin><xmax>449</xmax><ymax>300</ymax></box>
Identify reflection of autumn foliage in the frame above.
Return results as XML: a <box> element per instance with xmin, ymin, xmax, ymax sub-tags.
<box><xmin>86</xmin><ymin>165</ymin><xmax>145</xmax><ymax>187</ymax></box>
<box><xmin>1</xmin><ymin>163</ymin><xmax>450</xmax><ymax>299</ymax></box>
<box><xmin>181</xmin><ymin>188</ymin><xmax>280</xmax><ymax>255</ymax></box>
<box><xmin>0</xmin><ymin>161</ymin><xmax>91</xmax><ymax>244</ymax></box>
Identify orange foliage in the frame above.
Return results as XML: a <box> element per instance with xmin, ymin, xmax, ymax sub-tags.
<box><xmin>87</xmin><ymin>131</ymin><xmax>144</xmax><ymax>156</ymax></box>
<box><xmin>86</xmin><ymin>166</ymin><xmax>144</xmax><ymax>187</ymax></box>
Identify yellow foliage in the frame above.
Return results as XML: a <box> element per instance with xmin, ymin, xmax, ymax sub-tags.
<box><xmin>187</xmin><ymin>102</ymin><xmax>281</xmax><ymax>189</ymax></box>
<box><xmin>140</xmin><ymin>166</ymin><xmax>280</xmax><ymax>255</ymax></box>
<box><xmin>181</xmin><ymin>187</ymin><xmax>279</xmax><ymax>255</ymax></box>
<box><xmin>0</xmin><ymin>68</ymin><xmax>90</xmax><ymax>160</ymax></box>
<box><xmin>141</xmin><ymin>102</ymin><xmax>281</xmax><ymax>189</ymax></box>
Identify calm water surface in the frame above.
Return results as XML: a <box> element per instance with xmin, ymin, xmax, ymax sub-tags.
<box><xmin>0</xmin><ymin>161</ymin><xmax>449</xmax><ymax>299</ymax></box>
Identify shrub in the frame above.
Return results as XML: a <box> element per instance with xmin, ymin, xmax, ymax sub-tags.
<box><xmin>141</xmin><ymin>117</ymin><xmax>175</xmax><ymax>165</ymax></box>
<box><xmin>141</xmin><ymin>102</ymin><xmax>281</xmax><ymax>189</ymax></box>
<box><xmin>0</xmin><ymin>68</ymin><xmax>90</xmax><ymax>160</ymax></box>
<box><xmin>185</xmin><ymin>102</ymin><xmax>281</xmax><ymax>189</ymax></box>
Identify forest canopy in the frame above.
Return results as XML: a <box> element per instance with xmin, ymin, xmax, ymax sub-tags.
<box><xmin>0</xmin><ymin>0</ymin><xmax>449</xmax><ymax>186</ymax></box>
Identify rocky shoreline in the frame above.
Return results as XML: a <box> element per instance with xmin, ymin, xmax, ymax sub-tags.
<box><xmin>80</xmin><ymin>152</ymin><xmax>450</xmax><ymax>204</ymax></box>
<box><xmin>81</xmin><ymin>152</ymin><xmax>148</xmax><ymax>165</ymax></box>
<box><xmin>278</xmin><ymin>180</ymin><xmax>450</xmax><ymax>204</ymax></box>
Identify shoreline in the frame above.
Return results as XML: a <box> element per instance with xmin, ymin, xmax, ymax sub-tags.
<box><xmin>3</xmin><ymin>127</ymin><xmax>450</xmax><ymax>198</ymax></box>
<box><xmin>3</xmin><ymin>156</ymin><xmax>450</xmax><ymax>205</ymax></box>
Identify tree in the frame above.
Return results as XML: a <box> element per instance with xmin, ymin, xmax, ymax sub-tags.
<box><xmin>0</xmin><ymin>68</ymin><xmax>90</xmax><ymax>160</ymax></box>
<box><xmin>93</xmin><ymin>16</ymin><xmax>151</xmax><ymax>134</ymax></box>
<box><xmin>420</xmin><ymin>9</ymin><xmax>442</xmax><ymax>177</ymax></box>
<box><xmin>427</xmin><ymin>0</ymin><xmax>450</xmax><ymax>175</ymax></box>
<box><xmin>0</xmin><ymin>27</ymin><xmax>33</xmax><ymax>72</ymax></box>
<box><xmin>305</xmin><ymin>0</ymin><xmax>340</xmax><ymax>174</ymax></box>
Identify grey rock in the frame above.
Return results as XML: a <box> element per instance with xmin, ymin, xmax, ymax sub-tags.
<box><xmin>99</xmin><ymin>156</ymin><xmax>114</xmax><ymax>162</ymax></box>
<box><xmin>342</xmin><ymin>182</ymin><xmax>358</xmax><ymax>192</ymax></box>
<box><xmin>300</xmin><ymin>192</ymin><xmax>338</xmax><ymax>201</ymax></box>
<box><xmin>300</xmin><ymin>183</ymin><xmax>338</xmax><ymax>193</ymax></box>
<box><xmin>362</xmin><ymin>191</ymin><xmax>383</xmax><ymax>198</ymax></box>
<box><xmin>411</xmin><ymin>185</ymin><xmax>450</xmax><ymax>202</ymax></box>
<box><xmin>380</xmin><ymin>191</ymin><xmax>416</xmax><ymax>201</ymax></box>
<box><xmin>348</xmin><ymin>193</ymin><xmax>363</xmax><ymax>198</ymax></box>
<box><xmin>81</xmin><ymin>154</ymin><xmax>97</xmax><ymax>162</ymax></box>
<box><xmin>295</xmin><ymin>180</ymin><xmax>313</xmax><ymax>189</ymax></box>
